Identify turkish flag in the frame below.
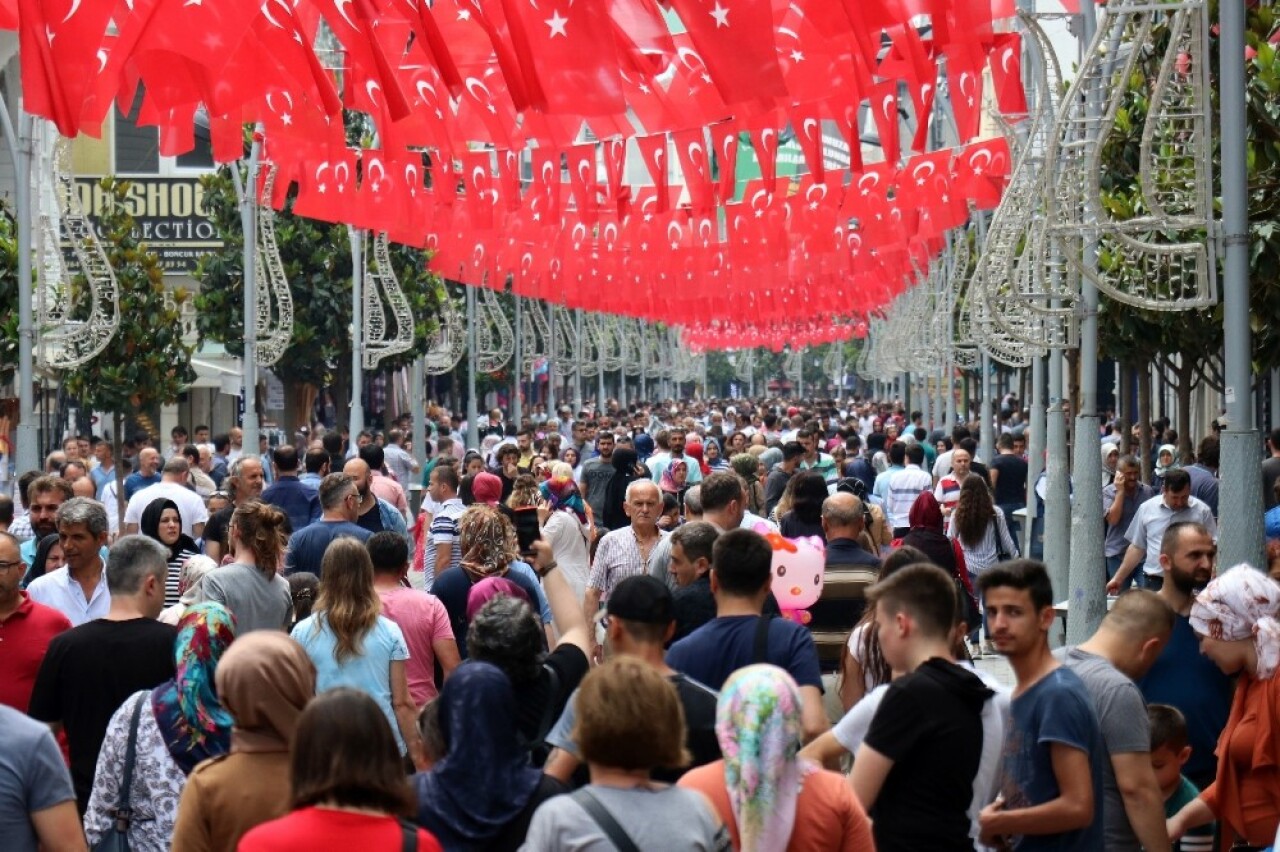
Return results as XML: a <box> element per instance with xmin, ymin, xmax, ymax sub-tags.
<box><xmin>709</xmin><ymin>121</ymin><xmax>739</xmax><ymax>203</ymax></box>
<box><xmin>529</xmin><ymin>146</ymin><xmax>562</xmax><ymax>224</ymax></box>
<box><xmin>565</xmin><ymin>144</ymin><xmax>599</xmax><ymax>220</ymax></box>
<box><xmin>948</xmin><ymin>43</ymin><xmax>986</xmax><ymax>143</ymax></box>
<box><xmin>462</xmin><ymin>149</ymin><xmax>497</xmax><ymax>231</ymax></box>
<box><xmin>19</xmin><ymin>0</ymin><xmax>115</xmax><ymax>135</ymax></box>
<box><xmin>901</xmin><ymin>150</ymin><xmax>964</xmax><ymax>238</ymax></box>
<box><xmin>501</xmin><ymin>0</ymin><xmax>625</xmax><ymax>116</ymax></box>
<box><xmin>386</xmin><ymin>0</ymin><xmax>464</xmax><ymax>98</ymax></box>
<box><xmin>673</xmin><ymin>128</ymin><xmax>715</xmax><ymax>213</ymax></box>
<box><xmin>746</xmin><ymin>120</ymin><xmax>780</xmax><ymax>186</ymax></box>
<box><xmin>952</xmin><ymin>137</ymin><xmax>1011</xmax><ymax>210</ymax></box>
<box><xmin>869</xmin><ymin>80</ymin><xmax>901</xmax><ymax>166</ymax></box>
<box><xmin>635</xmin><ymin>134</ymin><xmax>670</xmax><ymax>213</ymax></box>
<box><xmin>787</xmin><ymin>103</ymin><xmax>826</xmax><ymax>181</ymax></box>
<box><xmin>355</xmin><ymin>149</ymin><xmax>404</xmax><ymax>233</ymax></box>
<box><xmin>665</xmin><ymin>0</ymin><xmax>786</xmax><ymax>106</ymax></box>
<box><xmin>989</xmin><ymin>33</ymin><xmax>1028</xmax><ymax>117</ymax></box>
<box><xmin>496</xmin><ymin>147</ymin><xmax>523</xmax><ymax>214</ymax></box>
<box><xmin>312</xmin><ymin>0</ymin><xmax>410</xmax><ymax>122</ymax></box>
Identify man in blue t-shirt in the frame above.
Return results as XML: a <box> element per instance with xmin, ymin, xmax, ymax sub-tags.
<box><xmin>665</xmin><ymin>527</ymin><xmax>828</xmax><ymax>741</ymax></box>
<box><xmin>285</xmin><ymin>473</ymin><xmax>371</xmax><ymax>576</ymax></box>
<box><xmin>977</xmin><ymin>559</ymin><xmax>1105</xmax><ymax>851</ymax></box>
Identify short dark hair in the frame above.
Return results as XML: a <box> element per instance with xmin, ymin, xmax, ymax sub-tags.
<box><xmin>213</xmin><ymin>433</ymin><xmax>231</xmax><ymax>454</ymax></box>
<box><xmin>699</xmin><ymin>471</ymin><xmax>744</xmax><ymax>513</ymax></box>
<box><xmin>868</xmin><ymin>563</ymin><xmax>958</xmax><ymax>640</ymax></box>
<box><xmin>289</xmin><ymin>688</ymin><xmax>414</xmax><ymax>815</ymax></box>
<box><xmin>319</xmin><ymin>473</ymin><xmax>356</xmax><ymax>511</ymax></box>
<box><xmin>997</xmin><ymin>433</ymin><xmax>1014</xmax><ymax>450</ymax></box>
<box><xmin>905</xmin><ymin>443</ymin><xmax>924</xmax><ymax>465</ymax></box>
<box><xmin>977</xmin><ymin>558</ymin><xmax>1054</xmax><ymax>611</ymax></box>
<box><xmin>359</xmin><ymin>444</ymin><xmax>385</xmax><ymax>470</ymax></box>
<box><xmin>781</xmin><ymin>441</ymin><xmax>805</xmax><ymax>462</ymax></box>
<box><xmin>366</xmin><ymin>531</ymin><xmax>408</xmax><ymax>573</ymax></box>
<box><xmin>468</xmin><ymin>596</ymin><xmax>544</xmax><ymax>684</ymax></box>
<box><xmin>1195</xmin><ymin>435</ymin><xmax>1219</xmax><ymax>468</ymax></box>
<box><xmin>888</xmin><ymin>441</ymin><xmax>906</xmax><ymax>466</ymax></box>
<box><xmin>272</xmin><ymin>445</ymin><xmax>299</xmax><ymax>472</ymax></box>
<box><xmin>670</xmin><ymin>521</ymin><xmax>718</xmax><ymax>564</ymax></box>
<box><xmin>0</xmin><ymin>496</ymin><xmax>15</xmax><ymax>525</ymax></box>
<box><xmin>431</xmin><ymin>464</ymin><xmax>460</xmax><ymax>493</ymax></box>
<box><xmin>181</xmin><ymin>445</ymin><xmax>200</xmax><ymax>465</ymax></box>
<box><xmin>304</xmin><ymin>448</ymin><xmax>329</xmax><ymax>474</ymax></box>
<box><xmin>711</xmin><ymin>528</ymin><xmax>773</xmax><ymax>596</ymax></box>
<box><xmin>1148</xmin><ymin>703</ymin><xmax>1189</xmax><ymax>752</ymax></box>
<box><xmin>1160</xmin><ymin>521</ymin><xmax>1212</xmax><ymax>559</ymax></box>
<box><xmin>1161</xmin><ymin>468</ymin><xmax>1191</xmax><ymax>493</ymax></box>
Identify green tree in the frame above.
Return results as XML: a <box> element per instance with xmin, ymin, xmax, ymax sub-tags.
<box><xmin>0</xmin><ymin>201</ymin><xmax>17</xmax><ymax>386</ymax></box>
<box><xmin>195</xmin><ymin>165</ymin><xmax>445</xmax><ymax>433</ymax></box>
<box><xmin>60</xmin><ymin>178</ymin><xmax>196</xmax><ymax>519</ymax></box>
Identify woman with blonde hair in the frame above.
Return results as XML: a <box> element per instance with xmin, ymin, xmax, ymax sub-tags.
<box><xmin>291</xmin><ymin>537</ymin><xmax>425</xmax><ymax>770</ymax></box>
<box><xmin>199</xmin><ymin>501</ymin><xmax>292</xmax><ymax>633</ymax></box>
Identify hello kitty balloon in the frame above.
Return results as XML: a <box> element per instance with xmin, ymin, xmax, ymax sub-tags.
<box><xmin>758</xmin><ymin>529</ymin><xmax>826</xmax><ymax>625</ymax></box>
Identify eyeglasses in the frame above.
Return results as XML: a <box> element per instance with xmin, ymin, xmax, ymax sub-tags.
<box><xmin>0</xmin><ymin>560</ymin><xmax>24</xmax><ymax>573</ymax></box>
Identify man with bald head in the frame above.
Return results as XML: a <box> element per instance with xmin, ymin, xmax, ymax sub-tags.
<box><xmin>123</xmin><ymin>447</ymin><xmax>162</xmax><ymax>500</ymax></box>
<box><xmin>342</xmin><ymin>458</ymin><xmax>413</xmax><ymax>562</ymax></box>
<box><xmin>822</xmin><ymin>492</ymin><xmax>881</xmax><ymax>570</ymax></box>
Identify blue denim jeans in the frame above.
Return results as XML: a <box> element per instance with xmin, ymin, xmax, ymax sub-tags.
<box><xmin>1105</xmin><ymin>554</ymin><xmax>1134</xmax><ymax>591</ymax></box>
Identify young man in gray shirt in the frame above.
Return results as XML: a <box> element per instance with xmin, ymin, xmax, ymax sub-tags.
<box><xmin>1054</xmin><ymin>590</ymin><xmax>1174</xmax><ymax>852</ymax></box>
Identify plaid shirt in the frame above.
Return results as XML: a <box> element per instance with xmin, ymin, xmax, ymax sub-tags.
<box><xmin>587</xmin><ymin>526</ymin><xmax>669</xmax><ymax>599</ymax></box>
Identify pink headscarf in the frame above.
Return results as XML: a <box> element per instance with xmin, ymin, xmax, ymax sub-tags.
<box><xmin>1190</xmin><ymin>564</ymin><xmax>1280</xmax><ymax>679</ymax></box>
<box><xmin>466</xmin><ymin>576</ymin><xmax>532</xmax><ymax>621</ymax></box>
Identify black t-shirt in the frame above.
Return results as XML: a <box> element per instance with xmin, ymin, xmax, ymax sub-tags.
<box><xmin>28</xmin><ymin>618</ymin><xmax>177</xmax><ymax>812</ymax></box>
<box><xmin>663</xmin><ymin>673</ymin><xmax>721</xmax><ymax>782</ymax></box>
<box><xmin>764</xmin><ymin>468</ymin><xmax>792</xmax><ymax>516</ymax></box>
<box><xmin>204</xmin><ymin>505</ymin><xmax>234</xmax><ymax>553</ymax></box>
<box><xmin>1264</xmin><ymin>456</ymin><xmax>1280</xmax><ymax>510</ymax></box>
<box><xmin>989</xmin><ymin>453</ymin><xmax>1028</xmax><ymax>505</ymax></box>
<box><xmin>356</xmin><ymin>502</ymin><xmax>386</xmax><ymax>535</ymax></box>
<box><xmin>515</xmin><ymin>644</ymin><xmax>590</xmax><ymax>751</ymax></box>
<box><xmin>672</xmin><ymin>575</ymin><xmax>717</xmax><ymax>644</ymax></box>
<box><xmin>862</xmin><ymin>658</ymin><xmax>992</xmax><ymax>851</ymax></box>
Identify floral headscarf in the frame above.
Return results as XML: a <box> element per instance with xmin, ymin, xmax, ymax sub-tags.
<box><xmin>151</xmin><ymin>602</ymin><xmax>237</xmax><ymax>774</ymax></box>
<box><xmin>1191</xmin><ymin>563</ymin><xmax>1280</xmax><ymax>680</ymax></box>
<box><xmin>458</xmin><ymin>505</ymin><xmax>518</xmax><ymax>579</ymax></box>
<box><xmin>660</xmin><ymin>459</ymin><xmax>688</xmax><ymax>494</ymax></box>
<box><xmin>539</xmin><ymin>472</ymin><xmax>588</xmax><ymax>525</ymax></box>
<box><xmin>716</xmin><ymin>664</ymin><xmax>816</xmax><ymax>852</ymax></box>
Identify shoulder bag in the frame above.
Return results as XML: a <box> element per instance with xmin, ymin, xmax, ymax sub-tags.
<box><xmin>571</xmin><ymin>788</ymin><xmax>642</xmax><ymax>852</ymax></box>
<box><xmin>91</xmin><ymin>695</ymin><xmax>146</xmax><ymax>852</ymax></box>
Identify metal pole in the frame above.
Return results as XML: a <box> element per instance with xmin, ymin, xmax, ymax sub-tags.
<box><xmin>231</xmin><ymin>147</ymin><xmax>261</xmax><ymax>453</ymax></box>
<box><xmin>1026</xmin><ymin>353</ymin><xmax>1046</xmax><ymax>555</ymax></box>
<box><xmin>347</xmin><ymin>229</ymin><xmax>364</xmax><ymax>440</ymax></box>
<box><xmin>1067</xmin><ymin>0</ymin><xmax>1107</xmax><ymax>643</ymax></box>
<box><xmin>1218</xmin><ymin>0</ymin><xmax>1266</xmax><ymax>571</ymax></box>
<box><xmin>980</xmin><ymin>354</ymin><xmax>994</xmax><ymax>463</ymax></box>
<box><xmin>546</xmin><ymin>303</ymin><xmax>557</xmax><ymax>414</ymax></box>
<box><xmin>3</xmin><ymin>101</ymin><xmax>38</xmax><ymax>473</ymax></box>
<box><xmin>466</xmin><ymin>285</ymin><xmax>480</xmax><ymax>450</ymax></box>
<box><xmin>598</xmin><ymin>324</ymin><xmax>607</xmax><ymax>410</ymax></box>
<box><xmin>512</xmin><ymin>296</ymin><xmax>523</xmax><ymax>426</ymax></box>
<box><xmin>411</xmin><ymin>356</ymin><xmax>426</xmax><ymax>477</ymax></box>
<box><xmin>1270</xmin><ymin>369</ymin><xmax>1279</xmax><ymax>428</ymax></box>
<box><xmin>920</xmin><ymin>372</ymin><xmax>932</xmax><ymax>432</ymax></box>
<box><xmin>574</xmin><ymin>309</ymin><xmax>584</xmax><ymax>413</ymax></box>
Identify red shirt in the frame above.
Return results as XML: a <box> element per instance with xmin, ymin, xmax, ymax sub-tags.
<box><xmin>0</xmin><ymin>592</ymin><xmax>72</xmax><ymax>713</ymax></box>
<box><xmin>238</xmin><ymin>806</ymin><xmax>442</xmax><ymax>852</ymax></box>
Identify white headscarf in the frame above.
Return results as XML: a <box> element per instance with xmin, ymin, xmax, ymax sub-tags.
<box><xmin>1190</xmin><ymin>563</ymin><xmax>1280</xmax><ymax>679</ymax></box>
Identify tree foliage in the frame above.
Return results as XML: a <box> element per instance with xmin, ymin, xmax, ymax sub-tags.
<box><xmin>0</xmin><ymin>201</ymin><xmax>17</xmax><ymax>385</ymax></box>
<box><xmin>60</xmin><ymin>178</ymin><xmax>196</xmax><ymax>417</ymax></box>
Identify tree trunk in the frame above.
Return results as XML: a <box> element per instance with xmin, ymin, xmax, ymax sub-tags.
<box><xmin>1118</xmin><ymin>364</ymin><xmax>1133</xmax><ymax>455</ymax></box>
<box><xmin>331</xmin><ymin>369</ymin><xmax>351</xmax><ymax>436</ymax></box>
<box><xmin>1176</xmin><ymin>359</ymin><xmax>1195</xmax><ymax>463</ymax></box>
<box><xmin>1138</xmin><ymin>367</ymin><xmax>1153</xmax><ymax>483</ymax></box>
<box><xmin>282</xmin><ymin>378</ymin><xmax>317</xmax><ymax>441</ymax></box>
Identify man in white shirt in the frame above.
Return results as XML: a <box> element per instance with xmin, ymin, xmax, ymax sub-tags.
<box><xmin>27</xmin><ymin>499</ymin><xmax>111</xmax><ymax>626</ymax></box>
<box><xmin>121</xmin><ymin>457</ymin><xmax>209</xmax><ymax>539</ymax></box>
<box><xmin>886</xmin><ymin>444</ymin><xmax>933</xmax><ymax>536</ymax></box>
<box><xmin>1106</xmin><ymin>469</ymin><xmax>1217</xmax><ymax>593</ymax></box>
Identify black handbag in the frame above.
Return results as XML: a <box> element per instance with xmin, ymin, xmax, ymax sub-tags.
<box><xmin>91</xmin><ymin>696</ymin><xmax>145</xmax><ymax>852</ymax></box>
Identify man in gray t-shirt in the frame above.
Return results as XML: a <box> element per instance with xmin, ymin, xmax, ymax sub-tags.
<box><xmin>0</xmin><ymin>705</ymin><xmax>79</xmax><ymax>851</ymax></box>
<box><xmin>1053</xmin><ymin>590</ymin><xmax>1174</xmax><ymax>852</ymax></box>
<box><xmin>578</xmin><ymin>433</ymin><xmax>616</xmax><ymax>531</ymax></box>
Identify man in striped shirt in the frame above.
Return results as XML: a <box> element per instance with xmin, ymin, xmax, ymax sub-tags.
<box><xmin>886</xmin><ymin>443</ymin><xmax>933</xmax><ymax>537</ymax></box>
<box><xmin>584</xmin><ymin>479</ymin><xmax>667</xmax><ymax>662</ymax></box>
<box><xmin>422</xmin><ymin>465</ymin><xmax>465</xmax><ymax>591</ymax></box>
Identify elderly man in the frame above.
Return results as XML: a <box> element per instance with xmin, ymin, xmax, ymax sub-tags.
<box><xmin>122</xmin><ymin>457</ymin><xmax>209</xmax><ymax>538</ymax></box>
<box><xmin>202</xmin><ymin>456</ymin><xmax>266</xmax><ymax>562</ymax></box>
<box><xmin>584</xmin><ymin>480</ymin><xmax>667</xmax><ymax>661</ymax></box>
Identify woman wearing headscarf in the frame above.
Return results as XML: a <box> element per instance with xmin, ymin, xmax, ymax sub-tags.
<box><xmin>140</xmin><ymin>497</ymin><xmax>202</xmax><ymax>607</ymax></box>
<box><xmin>1153</xmin><ymin>443</ymin><xmax>1179</xmax><ymax>490</ymax></box>
<box><xmin>704</xmin><ymin>437</ymin><xmax>731</xmax><ymax>472</ymax></box>
<box><xmin>160</xmin><ymin>555</ymin><xmax>219</xmax><ymax>625</ymax></box>
<box><xmin>1168</xmin><ymin>565</ymin><xmax>1280</xmax><ymax>849</ymax></box>
<box><xmin>537</xmin><ymin>462</ymin><xmax>592</xmax><ymax>601</ymax></box>
<box><xmin>898</xmin><ymin>492</ymin><xmax>962</xmax><ymax>579</ymax></box>
<box><xmin>680</xmin><ymin>665</ymin><xmax>873</xmax><ymax>851</ymax></box>
<box><xmin>603</xmin><ymin>447</ymin><xmax>642</xmax><ymax>533</ymax></box>
<box><xmin>413</xmin><ymin>662</ymin><xmax>566</xmax><ymax>850</ymax></box>
<box><xmin>85</xmin><ymin>603</ymin><xmax>237</xmax><ymax>851</ymax></box>
<box><xmin>1101</xmin><ymin>442</ymin><xmax>1120</xmax><ymax>487</ymax></box>
<box><xmin>633</xmin><ymin>432</ymin><xmax>655</xmax><ymax>466</ymax></box>
<box><xmin>171</xmin><ymin>631</ymin><xmax>317</xmax><ymax>852</ymax></box>
<box><xmin>660</xmin><ymin>458</ymin><xmax>691</xmax><ymax>514</ymax></box>
<box><xmin>686</xmin><ymin>440</ymin><xmax>710</xmax><ymax>477</ymax></box>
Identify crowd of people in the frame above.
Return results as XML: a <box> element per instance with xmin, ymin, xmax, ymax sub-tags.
<box><xmin>1</xmin><ymin>394</ymin><xmax>1279</xmax><ymax>851</ymax></box>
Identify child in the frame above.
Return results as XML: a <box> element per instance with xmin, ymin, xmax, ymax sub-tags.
<box><xmin>1148</xmin><ymin>703</ymin><xmax>1214</xmax><ymax>852</ymax></box>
